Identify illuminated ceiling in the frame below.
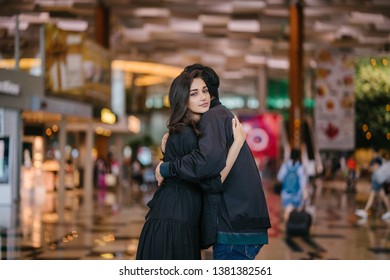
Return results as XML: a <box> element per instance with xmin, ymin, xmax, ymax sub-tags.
<box><xmin>1</xmin><ymin>0</ymin><xmax>390</xmax><ymax>96</ymax></box>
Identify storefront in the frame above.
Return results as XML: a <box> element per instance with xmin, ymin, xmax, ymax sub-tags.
<box><xmin>0</xmin><ymin>68</ymin><xmax>93</xmax><ymax>228</ymax></box>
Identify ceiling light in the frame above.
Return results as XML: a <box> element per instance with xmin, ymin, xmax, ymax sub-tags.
<box><xmin>223</xmin><ymin>48</ymin><xmax>244</xmax><ymax>56</ymax></box>
<box><xmin>267</xmin><ymin>58</ymin><xmax>289</xmax><ymax>69</ymax></box>
<box><xmin>35</xmin><ymin>0</ymin><xmax>74</xmax><ymax>6</ymax></box>
<box><xmin>122</xmin><ymin>28</ymin><xmax>150</xmax><ymax>42</ymax></box>
<box><xmin>358</xmin><ymin>36</ymin><xmax>389</xmax><ymax>44</ymax></box>
<box><xmin>349</xmin><ymin>11</ymin><xmax>385</xmax><ymax>24</ymax></box>
<box><xmin>111</xmin><ymin>61</ymin><xmax>182</xmax><ymax>78</ymax></box>
<box><xmin>222</xmin><ymin>70</ymin><xmax>243</xmax><ymax>79</ymax></box>
<box><xmin>134</xmin><ymin>75</ymin><xmax>168</xmax><ymax>87</ymax></box>
<box><xmin>262</xmin><ymin>8</ymin><xmax>289</xmax><ymax>17</ymax></box>
<box><xmin>228</xmin><ymin>20</ymin><xmax>260</xmax><ymax>33</ymax></box>
<box><xmin>314</xmin><ymin>21</ymin><xmax>337</xmax><ymax>32</ymax></box>
<box><xmin>201</xmin><ymin>54</ymin><xmax>226</xmax><ymax>66</ymax></box>
<box><xmin>19</xmin><ymin>12</ymin><xmax>50</xmax><ymax>24</ymax></box>
<box><xmin>0</xmin><ymin>58</ymin><xmax>41</xmax><ymax>69</ymax></box>
<box><xmin>170</xmin><ymin>18</ymin><xmax>202</xmax><ymax>33</ymax></box>
<box><xmin>0</xmin><ymin>17</ymin><xmax>29</xmax><ymax>31</ymax></box>
<box><xmin>133</xmin><ymin>8</ymin><xmax>170</xmax><ymax>17</ymax></box>
<box><xmin>304</xmin><ymin>7</ymin><xmax>335</xmax><ymax>17</ymax></box>
<box><xmin>56</xmin><ymin>19</ymin><xmax>88</xmax><ymax>31</ymax></box>
<box><xmin>232</xmin><ymin>1</ymin><xmax>266</xmax><ymax>12</ymax></box>
<box><xmin>198</xmin><ymin>14</ymin><xmax>229</xmax><ymax>26</ymax></box>
<box><xmin>375</xmin><ymin>18</ymin><xmax>390</xmax><ymax>31</ymax></box>
<box><xmin>144</xmin><ymin>23</ymin><xmax>169</xmax><ymax>33</ymax></box>
<box><xmin>245</xmin><ymin>54</ymin><xmax>266</xmax><ymax>65</ymax></box>
<box><xmin>198</xmin><ymin>2</ymin><xmax>233</xmax><ymax>14</ymax></box>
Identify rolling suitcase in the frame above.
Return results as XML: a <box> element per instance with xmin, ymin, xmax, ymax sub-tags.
<box><xmin>286</xmin><ymin>209</ymin><xmax>312</xmax><ymax>237</ymax></box>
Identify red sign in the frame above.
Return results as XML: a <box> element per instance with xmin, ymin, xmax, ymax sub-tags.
<box><xmin>240</xmin><ymin>113</ymin><xmax>281</xmax><ymax>169</ymax></box>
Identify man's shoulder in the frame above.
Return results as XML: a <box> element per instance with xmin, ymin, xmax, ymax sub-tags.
<box><xmin>201</xmin><ymin>103</ymin><xmax>232</xmax><ymax>121</ymax></box>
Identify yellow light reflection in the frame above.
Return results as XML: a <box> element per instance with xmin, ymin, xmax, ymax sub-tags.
<box><xmin>101</xmin><ymin>108</ymin><xmax>117</xmax><ymax>124</ymax></box>
<box><xmin>163</xmin><ymin>95</ymin><xmax>170</xmax><ymax>107</ymax></box>
<box><xmin>366</xmin><ymin>132</ymin><xmax>371</xmax><ymax>140</ymax></box>
<box><xmin>128</xmin><ymin>115</ymin><xmax>141</xmax><ymax>133</ymax></box>
<box><xmin>45</xmin><ymin>128</ymin><xmax>52</xmax><ymax>136</ymax></box>
<box><xmin>0</xmin><ymin>58</ymin><xmax>41</xmax><ymax>69</ymax></box>
<box><xmin>102</xmin><ymin>234</ymin><xmax>115</xmax><ymax>242</ymax></box>
<box><xmin>112</xmin><ymin>60</ymin><xmax>181</xmax><ymax>78</ymax></box>
<box><xmin>95</xmin><ymin>126</ymin><xmax>111</xmax><ymax>137</ymax></box>
<box><xmin>135</xmin><ymin>75</ymin><xmax>168</xmax><ymax>86</ymax></box>
<box><xmin>100</xmin><ymin>253</ymin><xmax>115</xmax><ymax>259</ymax></box>
<box><xmin>92</xmin><ymin>148</ymin><xmax>98</xmax><ymax>161</ymax></box>
<box><xmin>1</xmin><ymin>58</ymin><xmax>181</xmax><ymax>84</ymax></box>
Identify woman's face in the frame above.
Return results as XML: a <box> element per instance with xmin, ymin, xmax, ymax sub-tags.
<box><xmin>188</xmin><ymin>78</ymin><xmax>210</xmax><ymax>116</ymax></box>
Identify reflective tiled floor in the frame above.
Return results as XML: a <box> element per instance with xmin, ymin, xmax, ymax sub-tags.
<box><xmin>1</xmin><ymin>177</ymin><xmax>390</xmax><ymax>260</ymax></box>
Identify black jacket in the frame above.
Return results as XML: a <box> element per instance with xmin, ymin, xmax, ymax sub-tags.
<box><xmin>168</xmin><ymin>99</ymin><xmax>271</xmax><ymax>247</ymax></box>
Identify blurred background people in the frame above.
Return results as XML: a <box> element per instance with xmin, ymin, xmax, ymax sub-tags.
<box><xmin>355</xmin><ymin>157</ymin><xmax>390</xmax><ymax>221</ymax></box>
<box><xmin>277</xmin><ymin>148</ymin><xmax>308</xmax><ymax>221</ymax></box>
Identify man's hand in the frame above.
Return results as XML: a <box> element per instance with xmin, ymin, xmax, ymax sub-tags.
<box><xmin>155</xmin><ymin>161</ymin><xmax>164</xmax><ymax>186</ymax></box>
<box><xmin>232</xmin><ymin>115</ymin><xmax>246</xmax><ymax>147</ymax></box>
<box><xmin>161</xmin><ymin>132</ymin><xmax>169</xmax><ymax>154</ymax></box>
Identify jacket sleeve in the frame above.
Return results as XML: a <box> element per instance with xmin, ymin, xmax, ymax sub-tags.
<box><xmin>169</xmin><ymin>111</ymin><xmax>230</xmax><ymax>183</ymax></box>
<box><xmin>198</xmin><ymin>175</ymin><xmax>223</xmax><ymax>193</ymax></box>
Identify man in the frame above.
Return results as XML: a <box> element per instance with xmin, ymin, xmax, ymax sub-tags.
<box><xmin>355</xmin><ymin>157</ymin><xmax>390</xmax><ymax>220</ymax></box>
<box><xmin>156</xmin><ymin>64</ymin><xmax>271</xmax><ymax>260</ymax></box>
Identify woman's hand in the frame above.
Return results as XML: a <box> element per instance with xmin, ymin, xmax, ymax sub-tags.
<box><xmin>160</xmin><ymin>132</ymin><xmax>169</xmax><ymax>154</ymax></box>
<box><xmin>155</xmin><ymin>161</ymin><xmax>164</xmax><ymax>186</ymax></box>
<box><xmin>232</xmin><ymin>115</ymin><xmax>246</xmax><ymax>147</ymax></box>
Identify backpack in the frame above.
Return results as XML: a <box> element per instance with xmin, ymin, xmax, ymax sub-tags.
<box><xmin>282</xmin><ymin>164</ymin><xmax>300</xmax><ymax>195</ymax></box>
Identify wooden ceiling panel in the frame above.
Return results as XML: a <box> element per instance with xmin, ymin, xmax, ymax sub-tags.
<box><xmin>1</xmin><ymin>0</ymin><xmax>390</xmax><ymax>92</ymax></box>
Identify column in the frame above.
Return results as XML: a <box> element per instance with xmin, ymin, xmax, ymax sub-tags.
<box><xmin>288</xmin><ymin>0</ymin><xmax>304</xmax><ymax>149</ymax></box>
<box><xmin>95</xmin><ymin>2</ymin><xmax>110</xmax><ymax>48</ymax></box>
<box><xmin>57</xmin><ymin>116</ymin><xmax>67</xmax><ymax>224</ymax></box>
<box><xmin>83</xmin><ymin>119</ymin><xmax>94</xmax><ymax>215</ymax></box>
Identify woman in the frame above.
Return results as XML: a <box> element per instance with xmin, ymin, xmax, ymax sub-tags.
<box><xmin>136</xmin><ymin>70</ymin><xmax>246</xmax><ymax>260</ymax></box>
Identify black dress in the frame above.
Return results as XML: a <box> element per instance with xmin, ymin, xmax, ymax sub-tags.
<box><xmin>136</xmin><ymin>126</ymin><xmax>203</xmax><ymax>260</ymax></box>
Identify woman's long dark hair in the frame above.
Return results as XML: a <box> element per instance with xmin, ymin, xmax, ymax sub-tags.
<box><xmin>167</xmin><ymin>70</ymin><xmax>204</xmax><ymax>136</ymax></box>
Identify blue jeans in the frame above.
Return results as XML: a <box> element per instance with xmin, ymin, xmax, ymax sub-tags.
<box><xmin>213</xmin><ymin>243</ymin><xmax>263</xmax><ymax>260</ymax></box>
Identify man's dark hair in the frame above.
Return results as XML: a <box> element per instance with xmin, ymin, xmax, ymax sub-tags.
<box><xmin>370</xmin><ymin>157</ymin><xmax>383</xmax><ymax>167</ymax></box>
<box><xmin>290</xmin><ymin>148</ymin><xmax>301</xmax><ymax>164</ymax></box>
<box><xmin>183</xmin><ymin>63</ymin><xmax>220</xmax><ymax>99</ymax></box>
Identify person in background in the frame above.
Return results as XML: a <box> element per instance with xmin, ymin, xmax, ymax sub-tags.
<box><xmin>155</xmin><ymin>64</ymin><xmax>271</xmax><ymax>260</ymax></box>
<box><xmin>355</xmin><ymin>157</ymin><xmax>390</xmax><ymax>221</ymax></box>
<box><xmin>136</xmin><ymin>70</ymin><xmax>246</xmax><ymax>260</ymax></box>
<box><xmin>345</xmin><ymin>153</ymin><xmax>357</xmax><ymax>193</ymax></box>
<box><xmin>277</xmin><ymin>148</ymin><xmax>308</xmax><ymax>221</ymax></box>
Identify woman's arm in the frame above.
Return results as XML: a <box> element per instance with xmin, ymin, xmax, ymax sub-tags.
<box><xmin>220</xmin><ymin>115</ymin><xmax>246</xmax><ymax>183</ymax></box>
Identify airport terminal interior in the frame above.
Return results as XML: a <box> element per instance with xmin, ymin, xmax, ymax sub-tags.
<box><xmin>1</xmin><ymin>0</ymin><xmax>390</xmax><ymax>260</ymax></box>
<box><xmin>1</xmin><ymin>174</ymin><xmax>390</xmax><ymax>260</ymax></box>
